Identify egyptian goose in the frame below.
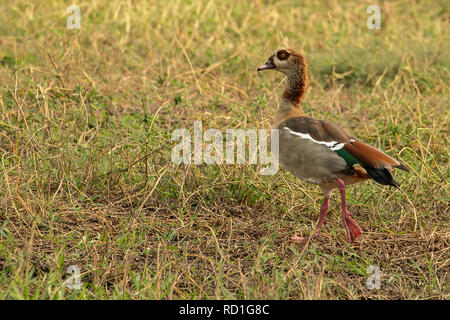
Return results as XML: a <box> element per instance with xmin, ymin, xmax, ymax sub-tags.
<box><xmin>257</xmin><ymin>48</ymin><xmax>409</xmax><ymax>243</ymax></box>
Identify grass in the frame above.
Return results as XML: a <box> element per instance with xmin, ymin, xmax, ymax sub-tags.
<box><xmin>0</xmin><ymin>0</ymin><xmax>449</xmax><ymax>299</ymax></box>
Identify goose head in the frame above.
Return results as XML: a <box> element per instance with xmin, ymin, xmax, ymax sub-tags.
<box><xmin>257</xmin><ymin>48</ymin><xmax>306</xmax><ymax>76</ymax></box>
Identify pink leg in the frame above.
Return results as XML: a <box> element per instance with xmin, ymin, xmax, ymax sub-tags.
<box><xmin>335</xmin><ymin>178</ymin><xmax>362</xmax><ymax>243</ymax></box>
<box><xmin>314</xmin><ymin>197</ymin><xmax>330</xmax><ymax>237</ymax></box>
<box><xmin>291</xmin><ymin>196</ymin><xmax>329</xmax><ymax>242</ymax></box>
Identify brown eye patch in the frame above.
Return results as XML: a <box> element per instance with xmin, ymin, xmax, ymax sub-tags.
<box><xmin>277</xmin><ymin>50</ymin><xmax>290</xmax><ymax>60</ymax></box>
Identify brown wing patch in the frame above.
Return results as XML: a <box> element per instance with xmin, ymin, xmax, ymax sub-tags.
<box><xmin>322</xmin><ymin>121</ymin><xmax>408</xmax><ymax>171</ymax></box>
<box><xmin>344</xmin><ymin>140</ymin><xmax>400</xmax><ymax>169</ymax></box>
<box><xmin>283</xmin><ymin>117</ymin><xmax>351</xmax><ymax>143</ymax></box>
<box><xmin>321</xmin><ymin>121</ymin><xmax>353</xmax><ymax>143</ymax></box>
<box><xmin>282</xmin><ymin>117</ymin><xmax>408</xmax><ymax>172</ymax></box>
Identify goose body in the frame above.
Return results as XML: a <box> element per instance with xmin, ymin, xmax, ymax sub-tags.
<box><xmin>258</xmin><ymin>48</ymin><xmax>409</xmax><ymax>242</ymax></box>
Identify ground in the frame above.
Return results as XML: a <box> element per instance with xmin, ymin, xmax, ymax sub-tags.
<box><xmin>0</xmin><ymin>0</ymin><xmax>448</xmax><ymax>299</ymax></box>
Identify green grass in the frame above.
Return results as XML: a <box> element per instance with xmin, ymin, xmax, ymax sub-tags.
<box><xmin>0</xmin><ymin>0</ymin><xmax>448</xmax><ymax>299</ymax></box>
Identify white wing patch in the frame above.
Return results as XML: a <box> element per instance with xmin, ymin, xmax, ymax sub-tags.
<box><xmin>283</xmin><ymin>127</ymin><xmax>350</xmax><ymax>151</ymax></box>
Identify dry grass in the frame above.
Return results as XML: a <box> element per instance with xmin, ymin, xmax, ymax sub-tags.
<box><xmin>0</xmin><ymin>0</ymin><xmax>449</xmax><ymax>299</ymax></box>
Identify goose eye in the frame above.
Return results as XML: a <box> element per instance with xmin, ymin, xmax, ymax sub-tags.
<box><xmin>277</xmin><ymin>51</ymin><xmax>289</xmax><ymax>60</ymax></box>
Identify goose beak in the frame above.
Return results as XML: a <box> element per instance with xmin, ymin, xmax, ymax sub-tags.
<box><xmin>257</xmin><ymin>56</ymin><xmax>276</xmax><ymax>71</ymax></box>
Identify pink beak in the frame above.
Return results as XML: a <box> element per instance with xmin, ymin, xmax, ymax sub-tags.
<box><xmin>257</xmin><ymin>57</ymin><xmax>276</xmax><ymax>71</ymax></box>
